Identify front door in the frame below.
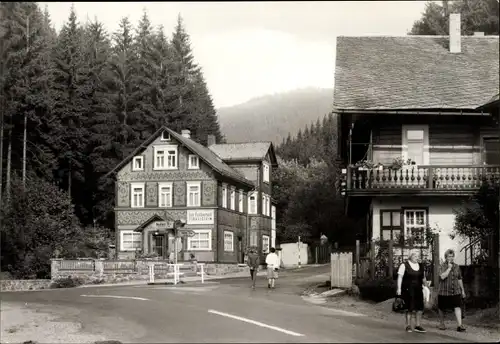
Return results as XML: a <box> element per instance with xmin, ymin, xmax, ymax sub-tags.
<box><xmin>152</xmin><ymin>234</ymin><xmax>166</xmax><ymax>258</ymax></box>
<box><xmin>484</xmin><ymin>137</ymin><xmax>500</xmax><ymax>165</ymax></box>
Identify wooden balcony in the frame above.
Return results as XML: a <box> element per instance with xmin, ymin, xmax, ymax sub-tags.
<box><xmin>345</xmin><ymin>165</ymin><xmax>500</xmax><ymax>196</ymax></box>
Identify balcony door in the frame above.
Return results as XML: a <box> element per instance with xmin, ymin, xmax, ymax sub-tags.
<box><xmin>401</xmin><ymin>125</ymin><xmax>429</xmax><ymax>187</ymax></box>
<box><xmin>483</xmin><ymin>137</ymin><xmax>500</xmax><ymax>165</ymax></box>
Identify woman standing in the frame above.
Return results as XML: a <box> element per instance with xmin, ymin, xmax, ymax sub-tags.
<box><xmin>437</xmin><ymin>249</ymin><xmax>466</xmax><ymax>332</ymax></box>
<box><xmin>396</xmin><ymin>250</ymin><xmax>428</xmax><ymax>333</ymax></box>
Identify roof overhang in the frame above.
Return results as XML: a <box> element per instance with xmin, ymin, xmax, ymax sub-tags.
<box><xmin>333</xmin><ymin>108</ymin><xmax>489</xmax><ymax>116</ymax></box>
<box><xmin>133</xmin><ymin>214</ymin><xmax>173</xmax><ymax>232</ymax></box>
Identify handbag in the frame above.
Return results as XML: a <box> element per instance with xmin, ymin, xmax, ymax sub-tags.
<box><xmin>392</xmin><ymin>297</ymin><xmax>406</xmax><ymax>313</ymax></box>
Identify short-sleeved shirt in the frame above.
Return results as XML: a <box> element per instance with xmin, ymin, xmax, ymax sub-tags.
<box><xmin>438</xmin><ymin>262</ymin><xmax>462</xmax><ymax>296</ymax></box>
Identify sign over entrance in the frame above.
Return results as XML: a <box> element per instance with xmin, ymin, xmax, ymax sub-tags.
<box><xmin>155</xmin><ymin>221</ymin><xmax>174</xmax><ymax>230</ymax></box>
<box><xmin>187</xmin><ymin>210</ymin><xmax>214</xmax><ymax>225</ymax></box>
<box><xmin>178</xmin><ymin>229</ymin><xmax>196</xmax><ymax>238</ymax></box>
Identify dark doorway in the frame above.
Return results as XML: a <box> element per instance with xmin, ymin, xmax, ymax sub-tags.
<box><xmin>152</xmin><ymin>234</ymin><xmax>166</xmax><ymax>258</ymax></box>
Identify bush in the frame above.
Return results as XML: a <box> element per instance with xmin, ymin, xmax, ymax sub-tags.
<box><xmin>357</xmin><ymin>277</ymin><xmax>396</xmax><ymax>302</ymax></box>
<box><xmin>50</xmin><ymin>276</ymin><xmax>84</xmax><ymax>289</ymax></box>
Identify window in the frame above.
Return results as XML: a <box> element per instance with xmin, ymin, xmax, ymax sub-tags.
<box><xmin>238</xmin><ymin>190</ymin><xmax>244</xmax><ymax>212</ymax></box>
<box><xmin>263</xmin><ymin>162</ymin><xmax>270</xmax><ymax>183</ymax></box>
<box><xmin>402</xmin><ymin>125</ymin><xmax>428</xmax><ymax>165</ymax></box>
<box><xmin>120</xmin><ymin>231</ymin><xmax>142</xmax><ymax>251</ymax></box>
<box><xmin>249</xmin><ymin>231</ymin><xmax>258</xmax><ymax>247</ymax></box>
<box><xmin>153</xmin><ymin>145</ymin><xmax>177</xmax><ymax>170</ymax></box>
<box><xmin>262</xmin><ymin>235</ymin><xmax>270</xmax><ymax>253</ymax></box>
<box><xmin>187</xmin><ymin>182</ymin><xmax>201</xmax><ymax>207</ymax></box>
<box><xmin>380</xmin><ymin>210</ymin><xmax>402</xmax><ymax>244</ymax></box>
<box><xmin>132</xmin><ymin>156</ymin><xmax>144</xmax><ymax>171</ymax></box>
<box><xmin>248</xmin><ymin>192</ymin><xmax>257</xmax><ymax>214</ymax></box>
<box><xmin>262</xmin><ymin>194</ymin><xmax>266</xmax><ymax>214</ymax></box>
<box><xmin>188</xmin><ymin>155</ymin><xmax>199</xmax><ymax>169</ymax></box>
<box><xmin>158</xmin><ymin>182</ymin><xmax>173</xmax><ymax>208</ymax></box>
<box><xmin>130</xmin><ymin>183</ymin><xmax>145</xmax><ymax>208</ymax></box>
<box><xmin>483</xmin><ymin>137</ymin><xmax>500</xmax><ymax>165</ymax></box>
<box><xmin>188</xmin><ymin>230</ymin><xmax>211</xmax><ymax>250</ymax></box>
<box><xmin>222</xmin><ymin>184</ymin><xmax>227</xmax><ymax>208</ymax></box>
<box><xmin>160</xmin><ymin>131</ymin><xmax>171</xmax><ymax>141</ymax></box>
<box><xmin>224</xmin><ymin>231</ymin><xmax>234</xmax><ymax>252</ymax></box>
<box><xmin>404</xmin><ymin>209</ymin><xmax>427</xmax><ymax>247</ymax></box>
<box><xmin>230</xmin><ymin>188</ymin><xmax>235</xmax><ymax>210</ymax></box>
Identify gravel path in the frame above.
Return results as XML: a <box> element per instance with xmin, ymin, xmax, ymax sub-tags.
<box><xmin>1</xmin><ymin>302</ymin><xmax>109</xmax><ymax>344</ymax></box>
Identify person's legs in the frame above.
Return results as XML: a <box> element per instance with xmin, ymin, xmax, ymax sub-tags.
<box><xmin>454</xmin><ymin>307</ymin><xmax>464</xmax><ymax>329</ymax></box>
<box><xmin>415</xmin><ymin>311</ymin><xmax>423</xmax><ymax>327</ymax></box>
<box><xmin>405</xmin><ymin>311</ymin><xmax>412</xmax><ymax>331</ymax></box>
<box><xmin>438</xmin><ymin>309</ymin><xmax>446</xmax><ymax>329</ymax></box>
<box><xmin>251</xmin><ymin>269</ymin><xmax>257</xmax><ymax>288</ymax></box>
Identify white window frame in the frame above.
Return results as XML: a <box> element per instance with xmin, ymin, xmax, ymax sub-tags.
<box><xmin>130</xmin><ymin>182</ymin><xmax>145</xmax><ymax>208</ymax></box>
<box><xmin>230</xmin><ymin>188</ymin><xmax>235</xmax><ymax>210</ymax></box>
<box><xmin>187</xmin><ymin>229</ymin><xmax>212</xmax><ymax>251</ymax></box>
<box><xmin>222</xmin><ymin>184</ymin><xmax>227</xmax><ymax>208</ymax></box>
<box><xmin>132</xmin><ymin>156</ymin><xmax>144</xmax><ymax>171</ymax></box>
<box><xmin>404</xmin><ymin>209</ymin><xmax>428</xmax><ymax>247</ymax></box>
<box><xmin>158</xmin><ymin>182</ymin><xmax>173</xmax><ymax>208</ymax></box>
<box><xmin>262</xmin><ymin>235</ymin><xmax>270</xmax><ymax>253</ymax></box>
<box><xmin>238</xmin><ymin>190</ymin><xmax>244</xmax><ymax>213</ymax></box>
<box><xmin>263</xmin><ymin>162</ymin><xmax>270</xmax><ymax>183</ymax></box>
<box><xmin>186</xmin><ymin>181</ymin><xmax>201</xmax><ymax>207</ymax></box>
<box><xmin>160</xmin><ymin>131</ymin><xmax>171</xmax><ymax>141</ymax></box>
<box><xmin>248</xmin><ymin>192</ymin><xmax>257</xmax><ymax>214</ymax></box>
<box><xmin>262</xmin><ymin>194</ymin><xmax>266</xmax><ymax>215</ymax></box>
<box><xmin>224</xmin><ymin>231</ymin><xmax>234</xmax><ymax>252</ymax></box>
<box><xmin>153</xmin><ymin>145</ymin><xmax>178</xmax><ymax>170</ymax></box>
<box><xmin>120</xmin><ymin>230</ymin><xmax>142</xmax><ymax>251</ymax></box>
<box><xmin>402</xmin><ymin>125</ymin><xmax>429</xmax><ymax>165</ymax></box>
<box><xmin>188</xmin><ymin>154</ymin><xmax>200</xmax><ymax>169</ymax></box>
<box><xmin>249</xmin><ymin>231</ymin><xmax>258</xmax><ymax>247</ymax></box>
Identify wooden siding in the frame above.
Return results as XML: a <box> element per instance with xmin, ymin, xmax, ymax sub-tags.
<box><xmin>372</xmin><ymin>123</ymin><xmax>498</xmax><ymax>166</ymax></box>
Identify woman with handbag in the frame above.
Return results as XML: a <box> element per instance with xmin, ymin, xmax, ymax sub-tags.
<box><xmin>396</xmin><ymin>250</ymin><xmax>428</xmax><ymax>333</ymax></box>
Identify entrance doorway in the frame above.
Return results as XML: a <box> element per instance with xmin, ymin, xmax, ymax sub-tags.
<box><xmin>152</xmin><ymin>234</ymin><xmax>166</xmax><ymax>258</ymax></box>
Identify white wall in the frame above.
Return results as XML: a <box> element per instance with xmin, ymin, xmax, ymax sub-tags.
<box><xmin>372</xmin><ymin>197</ymin><xmax>470</xmax><ymax>265</ymax></box>
<box><xmin>279</xmin><ymin>242</ymin><xmax>309</xmax><ymax>268</ymax></box>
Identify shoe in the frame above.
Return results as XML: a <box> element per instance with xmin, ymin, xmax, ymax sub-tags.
<box><xmin>268</xmin><ymin>283</ymin><xmax>271</xmax><ymax>289</ymax></box>
<box><xmin>457</xmin><ymin>326</ymin><xmax>466</xmax><ymax>332</ymax></box>
<box><xmin>414</xmin><ymin>326</ymin><xmax>426</xmax><ymax>333</ymax></box>
<box><xmin>406</xmin><ymin>326</ymin><xmax>412</xmax><ymax>332</ymax></box>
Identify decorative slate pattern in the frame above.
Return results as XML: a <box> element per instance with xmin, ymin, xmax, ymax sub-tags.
<box><xmin>209</xmin><ymin>142</ymin><xmax>271</xmax><ymax>160</ymax></box>
<box><xmin>116</xmin><ymin>210</ymin><xmax>187</xmax><ymax>225</ymax></box>
<box><xmin>117</xmin><ymin>182</ymin><xmax>129</xmax><ymax>207</ymax></box>
<box><xmin>250</xmin><ymin>216</ymin><xmax>259</xmax><ymax>230</ymax></box>
<box><xmin>117</xmin><ymin>170</ymin><xmax>210</xmax><ymax>182</ymax></box>
<box><xmin>333</xmin><ymin>36</ymin><xmax>499</xmax><ymax>110</ymax></box>
<box><xmin>146</xmin><ymin>182</ymin><xmax>157</xmax><ymax>207</ymax></box>
<box><xmin>202</xmin><ymin>180</ymin><xmax>216</xmax><ymax>206</ymax></box>
<box><xmin>174</xmin><ymin>181</ymin><xmax>186</xmax><ymax>206</ymax></box>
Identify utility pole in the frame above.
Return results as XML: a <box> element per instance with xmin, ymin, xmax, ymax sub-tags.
<box><xmin>22</xmin><ymin>15</ymin><xmax>30</xmax><ymax>190</ymax></box>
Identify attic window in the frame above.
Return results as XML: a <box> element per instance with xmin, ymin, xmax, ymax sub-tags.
<box><xmin>161</xmin><ymin>131</ymin><xmax>171</xmax><ymax>141</ymax></box>
<box><xmin>263</xmin><ymin>162</ymin><xmax>270</xmax><ymax>183</ymax></box>
<box><xmin>132</xmin><ymin>156</ymin><xmax>144</xmax><ymax>171</ymax></box>
<box><xmin>188</xmin><ymin>155</ymin><xmax>199</xmax><ymax>169</ymax></box>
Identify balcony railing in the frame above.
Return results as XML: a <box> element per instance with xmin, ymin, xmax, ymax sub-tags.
<box><xmin>346</xmin><ymin>165</ymin><xmax>500</xmax><ymax>191</ymax></box>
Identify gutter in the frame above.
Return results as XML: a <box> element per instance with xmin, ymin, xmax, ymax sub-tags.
<box><xmin>333</xmin><ymin>109</ymin><xmax>487</xmax><ymax>116</ymax></box>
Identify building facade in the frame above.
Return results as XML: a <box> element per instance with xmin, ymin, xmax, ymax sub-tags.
<box><xmin>108</xmin><ymin>127</ymin><xmax>278</xmax><ymax>263</ymax></box>
<box><xmin>335</xmin><ymin>15</ymin><xmax>499</xmax><ymax>265</ymax></box>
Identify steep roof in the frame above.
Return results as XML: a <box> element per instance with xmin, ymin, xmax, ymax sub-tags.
<box><xmin>333</xmin><ymin>36</ymin><xmax>500</xmax><ymax>110</ymax></box>
<box><xmin>105</xmin><ymin>127</ymin><xmax>253</xmax><ymax>187</ymax></box>
<box><xmin>209</xmin><ymin>142</ymin><xmax>278</xmax><ymax>167</ymax></box>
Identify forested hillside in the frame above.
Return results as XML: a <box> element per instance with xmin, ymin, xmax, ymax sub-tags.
<box><xmin>0</xmin><ymin>3</ymin><xmax>222</xmax><ymax>277</ymax></box>
<box><xmin>217</xmin><ymin>88</ymin><xmax>333</xmax><ymax>144</ymax></box>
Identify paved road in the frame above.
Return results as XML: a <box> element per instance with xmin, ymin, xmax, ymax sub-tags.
<box><xmin>1</xmin><ymin>266</ymin><xmax>474</xmax><ymax>343</ymax></box>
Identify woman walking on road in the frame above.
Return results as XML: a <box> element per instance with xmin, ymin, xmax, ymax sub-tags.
<box><xmin>265</xmin><ymin>247</ymin><xmax>280</xmax><ymax>289</ymax></box>
<box><xmin>396</xmin><ymin>250</ymin><xmax>428</xmax><ymax>333</ymax></box>
<box><xmin>437</xmin><ymin>249</ymin><xmax>467</xmax><ymax>332</ymax></box>
<box><xmin>247</xmin><ymin>247</ymin><xmax>260</xmax><ymax>289</ymax></box>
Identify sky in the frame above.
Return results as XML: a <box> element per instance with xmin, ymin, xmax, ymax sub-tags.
<box><xmin>40</xmin><ymin>1</ymin><xmax>428</xmax><ymax>108</ymax></box>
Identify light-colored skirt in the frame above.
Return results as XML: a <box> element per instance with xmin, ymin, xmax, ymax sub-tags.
<box><xmin>267</xmin><ymin>267</ymin><xmax>278</xmax><ymax>279</ymax></box>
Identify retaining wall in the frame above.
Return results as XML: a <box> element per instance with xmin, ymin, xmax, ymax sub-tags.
<box><xmin>1</xmin><ymin>279</ymin><xmax>52</xmax><ymax>292</ymax></box>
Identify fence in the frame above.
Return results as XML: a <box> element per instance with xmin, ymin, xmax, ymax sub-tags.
<box><xmin>330</xmin><ymin>252</ymin><xmax>353</xmax><ymax>289</ymax></box>
<box><xmin>148</xmin><ymin>263</ymin><xmax>205</xmax><ymax>285</ymax></box>
<box><xmin>313</xmin><ymin>244</ymin><xmax>332</xmax><ymax>264</ymax></box>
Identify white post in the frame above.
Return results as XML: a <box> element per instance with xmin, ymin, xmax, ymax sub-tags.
<box><xmin>298</xmin><ymin>236</ymin><xmax>301</xmax><ymax>268</ymax></box>
<box><xmin>149</xmin><ymin>264</ymin><xmax>154</xmax><ymax>284</ymax></box>
<box><xmin>200</xmin><ymin>264</ymin><xmax>205</xmax><ymax>284</ymax></box>
<box><xmin>174</xmin><ymin>264</ymin><xmax>178</xmax><ymax>285</ymax></box>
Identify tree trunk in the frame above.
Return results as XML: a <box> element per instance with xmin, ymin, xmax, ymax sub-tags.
<box><xmin>0</xmin><ymin>103</ymin><xmax>4</xmax><ymax>211</ymax></box>
<box><xmin>22</xmin><ymin>112</ymin><xmax>27</xmax><ymax>189</ymax></box>
<box><xmin>68</xmin><ymin>159</ymin><xmax>72</xmax><ymax>200</ymax></box>
<box><xmin>5</xmin><ymin>128</ymin><xmax>12</xmax><ymax>201</ymax></box>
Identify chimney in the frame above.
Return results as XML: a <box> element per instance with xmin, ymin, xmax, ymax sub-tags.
<box><xmin>207</xmin><ymin>135</ymin><xmax>216</xmax><ymax>146</ymax></box>
<box><xmin>449</xmin><ymin>13</ymin><xmax>461</xmax><ymax>53</ymax></box>
<box><xmin>473</xmin><ymin>32</ymin><xmax>485</xmax><ymax>36</ymax></box>
<box><xmin>181</xmin><ymin>129</ymin><xmax>191</xmax><ymax>139</ymax></box>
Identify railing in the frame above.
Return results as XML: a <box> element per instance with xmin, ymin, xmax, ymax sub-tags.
<box><xmin>102</xmin><ymin>260</ymin><xmax>136</xmax><ymax>272</ymax></box>
<box><xmin>461</xmin><ymin>235</ymin><xmax>493</xmax><ymax>266</ymax></box>
<box><xmin>346</xmin><ymin>165</ymin><xmax>500</xmax><ymax>191</ymax></box>
<box><xmin>59</xmin><ymin>260</ymin><xmax>95</xmax><ymax>271</ymax></box>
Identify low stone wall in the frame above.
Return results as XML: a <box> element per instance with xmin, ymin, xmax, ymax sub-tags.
<box><xmin>50</xmin><ymin>259</ymin><xmax>249</xmax><ymax>285</ymax></box>
<box><xmin>1</xmin><ymin>279</ymin><xmax>52</xmax><ymax>292</ymax></box>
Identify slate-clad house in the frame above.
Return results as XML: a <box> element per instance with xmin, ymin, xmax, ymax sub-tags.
<box><xmin>335</xmin><ymin>14</ymin><xmax>500</xmax><ymax>265</ymax></box>
<box><xmin>106</xmin><ymin>127</ymin><xmax>278</xmax><ymax>263</ymax></box>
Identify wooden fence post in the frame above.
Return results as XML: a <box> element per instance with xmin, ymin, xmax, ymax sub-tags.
<box><xmin>370</xmin><ymin>240</ymin><xmax>376</xmax><ymax>279</ymax></box>
<box><xmin>432</xmin><ymin>234</ymin><xmax>440</xmax><ymax>288</ymax></box>
<box><xmin>315</xmin><ymin>246</ymin><xmax>319</xmax><ymax>265</ymax></box>
<box><xmin>355</xmin><ymin>240</ymin><xmax>360</xmax><ymax>279</ymax></box>
<box><xmin>388</xmin><ymin>239</ymin><xmax>394</xmax><ymax>279</ymax></box>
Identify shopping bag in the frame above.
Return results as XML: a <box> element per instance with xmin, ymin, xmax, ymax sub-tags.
<box><xmin>392</xmin><ymin>297</ymin><xmax>406</xmax><ymax>313</ymax></box>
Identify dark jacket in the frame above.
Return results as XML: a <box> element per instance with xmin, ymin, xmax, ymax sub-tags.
<box><xmin>247</xmin><ymin>253</ymin><xmax>260</xmax><ymax>269</ymax></box>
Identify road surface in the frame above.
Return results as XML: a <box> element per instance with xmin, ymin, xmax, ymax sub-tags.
<box><xmin>1</xmin><ymin>266</ymin><xmax>476</xmax><ymax>343</ymax></box>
